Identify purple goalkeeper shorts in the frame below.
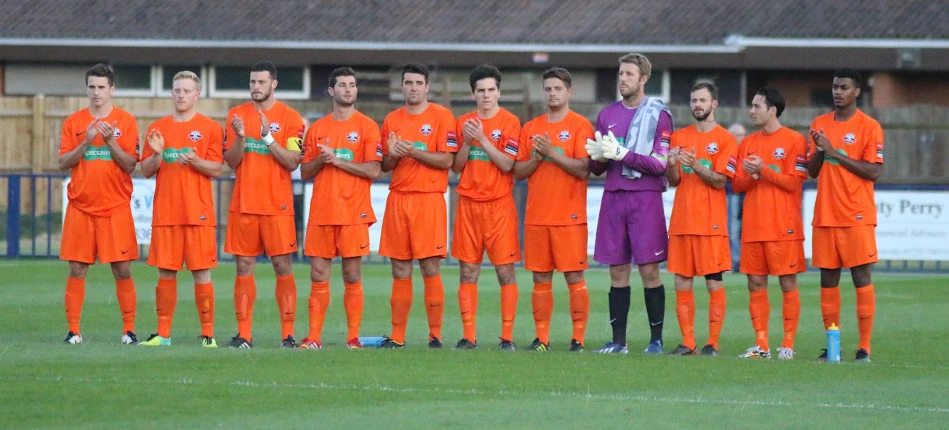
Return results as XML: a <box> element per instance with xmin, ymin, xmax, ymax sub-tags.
<box><xmin>594</xmin><ymin>190</ymin><xmax>668</xmax><ymax>266</ymax></box>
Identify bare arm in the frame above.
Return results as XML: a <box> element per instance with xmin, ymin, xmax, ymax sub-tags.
<box><xmin>512</xmin><ymin>156</ymin><xmax>541</xmax><ymax>181</ymax></box>
<box><xmin>452</xmin><ymin>140</ymin><xmax>471</xmax><ymax>173</ymax></box>
<box><xmin>269</xmin><ymin>141</ymin><xmax>302</xmax><ymax>171</ymax></box>
<box><xmin>381</xmin><ymin>155</ymin><xmax>400</xmax><ymax>172</ymax></box>
<box><xmin>332</xmin><ymin>159</ymin><xmax>381</xmax><ymax>180</ymax></box>
<box><xmin>477</xmin><ymin>135</ymin><xmax>515</xmax><ymax>173</ymax></box>
<box><xmin>806</xmin><ymin>148</ymin><xmax>824</xmax><ymax>179</ymax></box>
<box><xmin>409</xmin><ymin>149</ymin><xmax>454</xmax><ymax>170</ymax></box>
<box><xmin>58</xmin><ymin>139</ymin><xmax>91</xmax><ymax>171</ymax></box>
<box><xmin>96</xmin><ymin>121</ymin><xmax>137</xmax><ymax>174</ymax></box>
<box><xmin>546</xmin><ymin>152</ymin><xmax>589</xmax><ymax>180</ymax></box>
<box><xmin>300</xmin><ymin>157</ymin><xmax>325</xmax><ymax>181</ymax></box>
<box><xmin>691</xmin><ymin>163</ymin><xmax>728</xmax><ymax>189</ymax></box>
<box><xmin>826</xmin><ymin>151</ymin><xmax>882</xmax><ymax>182</ymax></box>
<box><xmin>665</xmin><ymin>149</ymin><xmax>681</xmax><ymax>187</ymax></box>
<box><xmin>141</xmin><ymin>153</ymin><xmax>161</xmax><ymax>178</ymax></box>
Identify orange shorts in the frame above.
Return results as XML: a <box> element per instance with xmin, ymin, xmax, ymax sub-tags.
<box><xmin>740</xmin><ymin>240</ymin><xmax>806</xmax><ymax>276</ymax></box>
<box><xmin>379</xmin><ymin>191</ymin><xmax>447</xmax><ymax>261</ymax></box>
<box><xmin>812</xmin><ymin>225</ymin><xmax>878</xmax><ymax>269</ymax></box>
<box><xmin>60</xmin><ymin>205</ymin><xmax>138</xmax><ymax>264</ymax></box>
<box><xmin>147</xmin><ymin>225</ymin><xmax>218</xmax><ymax>271</ymax></box>
<box><xmin>305</xmin><ymin>224</ymin><xmax>371</xmax><ymax>259</ymax></box>
<box><xmin>668</xmin><ymin>235</ymin><xmax>730</xmax><ymax>277</ymax></box>
<box><xmin>524</xmin><ymin>224</ymin><xmax>588</xmax><ymax>273</ymax></box>
<box><xmin>224</xmin><ymin>212</ymin><xmax>297</xmax><ymax>257</ymax></box>
<box><xmin>451</xmin><ymin>195</ymin><xmax>520</xmax><ymax>265</ymax></box>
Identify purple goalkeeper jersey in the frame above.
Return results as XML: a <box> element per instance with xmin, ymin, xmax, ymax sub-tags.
<box><xmin>590</xmin><ymin>101</ymin><xmax>673</xmax><ymax>192</ymax></box>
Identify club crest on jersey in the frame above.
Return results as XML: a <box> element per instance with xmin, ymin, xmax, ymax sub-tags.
<box><xmin>773</xmin><ymin>147</ymin><xmax>786</xmax><ymax>160</ymax></box>
<box><xmin>706</xmin><ymin>142</ymin><xmax>719</xmax><ymax>155</ymax></box>
<box><xmin>843</xmin><ymin>133</ymin><xmax>856</xmax><ymax>145</ymax></box>
<box><xmin>490</xmin><ymin>129</ymin><xmax>502</xmax><ymax>142</ymax></box>
<box><xmin>558</xmin><ymin>131</ymin><xmax>570</xmax><ymax>142</ymax></box>
<box><xmin>269</xmin><ymin>123</ymin><xmax>281</xmax><ymax>134</ymax></box>
<box><xmin>420</xmin><ymin>124</ymin><xmax>433</xmax><ymax>136</ymax></box>
<box><xmin>112</xmin><ymin>129</ymin><xmax>122</xmax><ymax>139</ymax></box>
<box><xmin>347</xmin><ymin>132</ymin><xmax>359</xmax><ymax>143</ymax></box>
<box><xmin>189</xmin><ymin>131</ymin><xmax>202</xmax><ymax>142</ymax></box>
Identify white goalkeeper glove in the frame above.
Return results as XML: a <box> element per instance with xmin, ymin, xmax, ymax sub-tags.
<box><xmin>585</xmin><ymin>131</ymin><xmax>605</xmax><ymax>161</ymax></box>
<box><xmin>600</xmin><ymin>131</ymin><xmax>629</xmax><ymax>161</ymax></box>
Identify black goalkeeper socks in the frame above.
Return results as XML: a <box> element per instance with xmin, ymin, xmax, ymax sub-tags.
<box><xmin>608</xmin><ymin>287</ymin><xmax>631</xmax><ymax>345</ymax></box>
<box><xmin>644</xmin><ymin>285</ymin><xmax>665</xmax><ymax>344</ymax></box>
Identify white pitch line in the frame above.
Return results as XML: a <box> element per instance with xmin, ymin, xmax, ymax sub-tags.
<box><xmin>3</xmin><ymin>375</ymin><xmax>949</xmax><ymax>415</ymax></box>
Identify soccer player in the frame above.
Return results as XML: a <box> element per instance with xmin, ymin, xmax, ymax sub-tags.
<box><xmin>732</xmin><ymin>87</ymin><xmax>807</xmax><ymax>360</ymax></box>
<box><xmin>585</xmin><ymin>53</ymin><xmax>672</xmax><ymax>355</ymax></box>
<box><xmin>57</xmin><ymin>63</ymin><xmax>140</xmax><ymax>345</ymax></box>
<box><xmin>299</xmin><ymin>67</ymin><xmax>382</xmax><ymax>350</ymax></box>
<box><xmin>138</xmin><ymin>71</ymin><xmax>224</xmax><ymax>347</ymax></box>
<box><xmin>665</xmin><ymin>82</ymin><xmax>737</xmax><ymax>357</ymax></box>
<box><xmin>512</xmin><ymin>67</ymin><xmax>592</xmax><ymax>352</ymax></box>
<box><xmin>377</xmin><ymin>63</ymin><xmax>456</xmax><ymax>349</ymax></box>
<box><xmin>223</xmin><ymin>62</ymin><xmax>305</xmax><ymax>349</ymax></box>
<box><xmin>451</xmin><ymin>64</ymin><xmax>522</xmax><ymax>351</ymax></box>
<box><xmin>806</xmin><ymin>69</ymin><xmax>883</xmax><ymax>363</ymax></box>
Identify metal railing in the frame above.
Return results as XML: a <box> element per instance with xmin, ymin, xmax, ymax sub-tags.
<box><xmin>1</xmin><ymin>173</ymin><xmax>946</xmax><ymax>273</ymax></box>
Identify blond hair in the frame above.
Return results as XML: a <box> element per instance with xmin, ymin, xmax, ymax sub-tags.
<box><xmin>172</xmin><ymin>70</ymin><xmax>202</xmax><ymax>92</ymax></box>
<box><xmin>619</xmin><ymin>53</ymin><xmax>652</xmax><ymax>78</ymax></box>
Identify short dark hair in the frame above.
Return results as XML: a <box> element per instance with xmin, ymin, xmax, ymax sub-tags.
<box><xmin>755</xmin><ymin>87</ymin><xmax>786</xmax><ymax>118</ymax></box>
<box><xmin>833</xmin><ymin>68</ymin><xmax>863</xmax><ymax>89</ymax></box>
<box><xmin>85</xmin><ymin>63</ymin><xmax>114</xmax><ymax>86</ymax></box>
<box><xmin>542</xmin><ymin>67</ymin><xmax>572</xmax><ymax>89</ymax></box>
<box><xmin>401</xmin><ymin>63</ymin><xmax>429</xmax><ymax>84</ymax></box>
<box><xmin>691</xmin><ymin>81</ymin><xmax>718</xmax><ymax>101</ymax></box>
<box><xmin>250</xmin><ymin>62</ymin><xmax>278</xmax><ymax>80</ymax></box>
<box><xmin>329</xmin><ymin>67</ymin><xmax>356</xmax><ymax>87</ymax></box>
<box><xmin>469</xmin><ymin>64</ymin><xmax>502</xmax><ymax>92</ymax></box>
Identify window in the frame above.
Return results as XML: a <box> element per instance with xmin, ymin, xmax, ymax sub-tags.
<box><xmin>112</xmin><ymin>65</ymin><xmax>157</xmax><ymax>97</ymax></box>
<box><xmin>210</xmin><ymin>66</ymin><xmax>310</xmax><ymax>99</ymax></box>
<box><xmin>160</xmin><ymin>65</ymin><xmax>207</xmax><ymax>96</ymax></box>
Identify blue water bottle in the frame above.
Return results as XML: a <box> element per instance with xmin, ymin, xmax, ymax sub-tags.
<box><xmin>359</xmin><ymin>336</ymin><xmax>385</xmax><ymax>348</ymax></box>
<box><xmin>826</xmin><ymin>323</ymin><xmax>841</xmax><ymax>363</ymax></box>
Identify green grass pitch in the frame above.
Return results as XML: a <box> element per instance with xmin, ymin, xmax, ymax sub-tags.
<box><xmin>1</xmin><ymin>260</ymin><xmax>947</xmax><ymax>428</ymax></box>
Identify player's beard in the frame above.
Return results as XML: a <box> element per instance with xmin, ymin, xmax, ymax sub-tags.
<box><xmin>251</xmin><ymin>89</ymin><xmax>272</xmax><ymax>102</ymax></box>
<box><xmin>619</xmin><ymin>83</ymin><xmax>639</xmax><ymax>99</ymax></box>
<box><xmin>692</xmin><ymin>108</ymin><xmax>711</xmax><ymax>121</ymax></box>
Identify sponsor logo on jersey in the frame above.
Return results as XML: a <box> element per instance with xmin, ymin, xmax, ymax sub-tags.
<box><xmin>161</xmin><ymin>147</ymin><xmax>192</xmax><ymax>163</ymax></box>
<box><xmin>504</xmin><ymin>137</ymin><xmax>519</xmax><ymax>156</ymax></box>
<box><xmin>334</xmin><ymin>148</ymin><xmax>355</xmax><ymax>161</ymax></box>
<box><xmin>660</xmin><ymin>130</ymin><xmax>671</xmax><ymax>148</ymax></box>
<box><xmin>446</xmin><ymin>131</ymin><xmax>458</xmax><ymax>148</ymax></box>
<box><xmin>795</xmin><ymin>154</ymin><xmax>807</xmax><ymax>172</ymax></box>
<box><xmin>82</xmin><ymin>145</ymin><xmax>114</xmax><ymax>161</ymax></box>
<box><xmin>726</xmin><ymin>156</ymin><xmax>737</xmax><ymax>173</ymax></box>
